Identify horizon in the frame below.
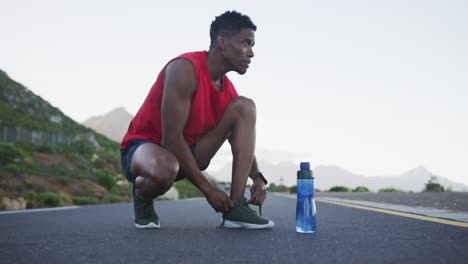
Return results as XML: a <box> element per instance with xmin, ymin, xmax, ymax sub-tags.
<box><xmin>82</xmin><ymin>105</ymin><xmax>468</xmax><ymax>189</ymax></box>
<box><xmin>55</xmin><ymin>90</ymin><xmax>468</xmax><ymax>187</ymax></box>
<box><xmin>1</xmin><ymin>1</ymin><xmax>467</xmax><ymax>187</ymax></box>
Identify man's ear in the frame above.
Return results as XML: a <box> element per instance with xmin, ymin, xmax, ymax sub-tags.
<box><xmin>216</xmin><ymin>34</ymin><xmax>227</xmax><ymax>50</ymax></box>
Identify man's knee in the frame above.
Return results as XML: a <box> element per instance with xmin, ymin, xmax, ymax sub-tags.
<box><xmin>198</xmin><ymin>161</ymin><xmax>210</xmax><ymax>172</ymax></box>
<box><xmin>156</xmin><ymin>155</ymin><xmax>179</xmax><ymax>193</ymax></box>
<box><xmin>229</xmin><ymin>96</ymin><xmax>256</xmax><ymax>117</ymax></box>
<box><xmin>141</xmin><ymin>154</ymin><xmax>179</xmax><ymax>196</ymax></box>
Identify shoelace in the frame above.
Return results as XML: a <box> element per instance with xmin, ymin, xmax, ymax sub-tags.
<box><xmin>217</xmin><ymin>205</ymin><xmax>262</xmax><ymax>228</ymax></box>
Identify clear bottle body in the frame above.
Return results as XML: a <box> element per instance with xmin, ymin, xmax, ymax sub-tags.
<box><xmin>296</xmin><ymin>178</ymin><xmax>316</xmax><ymax>233</ymax></box>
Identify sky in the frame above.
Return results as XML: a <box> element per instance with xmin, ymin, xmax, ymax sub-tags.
<box><xmin>1</xmin><ymin>0</ymin><xmax>467</xmax><ymax>185</ymax></box>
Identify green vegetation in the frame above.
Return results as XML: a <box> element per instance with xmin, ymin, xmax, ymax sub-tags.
<box><xmin>424</xmin><ymin>176</ymin><xmax>445</xmax><ymax>192</ymax></box>
<box><xmin>72</xmin><ymin>196</ymin><xmax>97</xmax><ymax>205</ymax></box>
<box><xmin>378</xmin><ymin>187</ymin><xmax>404</xmax><ymax>193</ymax></box>
<box><xmin>1</xmin><ymin>70</ymin><xmax>93</xmax><ymax>137</ymax></box>
<box><xmin>267</xmin><ymin>183</ymin><xmax>289</xmax><ymax>192</ymax></box>
<box><xmin>0</xmin><ymin>143</ymin><xmax>23</xmax><ymax>164</ymax></box>
<box><xmin>329</xmin><ymin>186</ymin><xmax>350</xmax><ymax>192</ymax></box>
<box><xmin>2</xmin><ymin>139</ymin><xmax>125</xmax><ymax>208</ymax></box>
<box><xmin>267</xmin><ymin>184</ymin><xmax>319</xmax><ymax>194</ymax></box>
<box><xmin>289</xmin><ymin>185</ymin><xmax>297</xmax><ymax>193</ymax></box>
<box><xmin>352</xmin><ymin>186</ymin><xmax>370</xmax><ymax>192</ymax></box>
<box><xmin>95</xmin><ymin>169</ymin><xmax>117</xmax><ymax>190</ymax></box>
<box><xmin>21</xmin><ymin>191</ymin><xmax>64</xmax><ymax>208</ymax></box>
<box><xmin>0</xmin><ymin>69</ymin><xmax>126</xmax><ymax>210</ymax></box>
<box><xmin>174</xmin><ymin>179</ymin><xmax>204</xmax><ymax>199</ymax></box>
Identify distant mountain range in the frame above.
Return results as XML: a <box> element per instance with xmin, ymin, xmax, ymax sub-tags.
<box><xmin>82</xmin><ymin>107</ymin><xmax>133</xmax><ymax>143</ymax></box>
<box><xmin>84</xmin><ymin>107</ymin><xmax>468</xmax><ymax>193</ymax></box>
<box><xmin>208</xmin><ymin>161</ymin><xmax>468</xmax><ymax>192</ymax></box>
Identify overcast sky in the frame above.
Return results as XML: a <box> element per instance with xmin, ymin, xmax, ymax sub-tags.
<box><xmin>1</xmin><ymin>0</ymin><xmax>467</xmax><ymax>185</ymax></box>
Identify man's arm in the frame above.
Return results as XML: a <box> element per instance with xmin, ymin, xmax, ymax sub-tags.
<box><xmin>248</xmin><ymin>156</ymin><xmax>267</xmax><ymax>205</ymax></box>
<box><xmin>160</xmin><ymin>59</ymin><xmax>233</xmax><ymax>213</ymax></box>
<box><xmin>248</xmin><ymin>156</ymin><xmax>260</xmax><ymax>180</ymax></box>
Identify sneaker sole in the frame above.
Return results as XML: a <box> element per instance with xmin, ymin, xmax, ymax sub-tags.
<box><xmin>135</xmin><ymin>222</ymin><xmax>160</xmax><ymax>229</ymax></box>
<box><xmin>222</xmin><ymin>219</ymin><xmax>274</xmax><ymax>229</ymax></box>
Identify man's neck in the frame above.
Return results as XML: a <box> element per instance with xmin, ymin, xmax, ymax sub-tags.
<box><xmin>206</xmin><ymin>50</ymin><xmax>228</xmax><ymax>83</ymax></box>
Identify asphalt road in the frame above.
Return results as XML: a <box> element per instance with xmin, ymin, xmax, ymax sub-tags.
<box><xmin>316</xmin><ymin>192</ymin><xmax>468</xmax><ymax>212</ymax></box>
<box><xmin>1</xmin><ymin>194</ymin><xmax>467</xmax><ymax>264</ymax></box>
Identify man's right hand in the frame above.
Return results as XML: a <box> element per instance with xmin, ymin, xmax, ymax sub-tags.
<box><xmin>204</xmin><ymin>186</ymin><xmax>234</xmax><ymax>213</ymax></box>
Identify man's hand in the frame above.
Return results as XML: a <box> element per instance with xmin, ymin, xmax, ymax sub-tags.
<box><xmin>248</xmin><ymin>177</ymin><xmax>267</xmax><ymax>206</ymax></box>
<box><xmin>204</xmin><ymin>186</ymin><xmax>234</xmax><ymax>213</ymax></box>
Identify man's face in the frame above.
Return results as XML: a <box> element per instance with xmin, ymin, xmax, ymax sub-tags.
<box><xmin>222</xmin><ymin>28</ymin><xmax>255</xmax><ymax>75</ymax></box>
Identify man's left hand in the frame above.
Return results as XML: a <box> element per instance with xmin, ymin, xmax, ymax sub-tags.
<box><xmin>248</xmin><ymin>177</ymin><xmax>266</xmax><ymax>206</ymax></box>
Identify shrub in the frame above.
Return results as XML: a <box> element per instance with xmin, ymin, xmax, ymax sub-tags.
<box><xmin>6</xmin><ymin>163</ymin><xmax>22</xmax><ymax>174</ymax></box>
<box><xmin>267</xmin><ymin>183</ymin><xmax>277</xmax><ymax>192</ymax></box>
<box><xmin>289</xmin><ymin>185</ymin><xmax>297</xmax><ymax>193</ymax></box>
<box><xmin>34</xmin><ymin>144</ymin><xmax>53</xmax><ymax>153</ymax></box>
<box><xmin>329</xmin><ymin>186</ymin><xmax>349</xmax><ymax>192</ymax></box>
<box><xmin>73</xmin><ymin>196</ymin><xmax>95</xmax><ymax>205</ymax></box>
<box><xmin>109</xmin><ymin>194</ymin><xmax>122</xmax><ymax>203</ymax></box>
<box><xmin>38</xmin><ymin>192</ymin><xmax>62</xmax><ymax>207</ymax></box>
<box><xmin>95</xmin><ymin>169</ymin><xmax>116</xmax><ymax>190</ymax></box>
<box><xmin>267</xmin><ymin>183</ymin><xmax>289</xmax><ymax>192</ymax></box>
<box><xmin>352</xmin><ymin>186</ymin><xmax>370</xmax><ymax>192</ymax></box>
<box><xmin>72</xmin><ymin>139</ymin><xmax>94</xmax><ymax>158</ymax></box>
<box><xmin>109</xmin><ymin>185</ymin><xmax>121</xmax><ymax>196</ymax></box>
<box><xmin>174</xmin><ymin>179</ymin><xmax>203</xmax><ymax>199</ymax></box>
<box><xmin>378</xmin><ymin>187</ymin><xmax>404</xmax><ymax>193</ymax></box>
<box><xmin>0</xmin><ymin>143</ymin><xmax>22</xmax><ymax>164</ymax></box>
<box><xmin>22</xmin><ymin>191</ymin><xmax>39</xmax><ymax>201</ymax></box>
<box><xmin>424</xmin><ymin>176</ymin><xmax>445</xmax><ymax>192</ymax></box>
<box><xmin>425</xmin><ymin>182</ymin><xmax>445</xmax><ymax>192</ymax></box>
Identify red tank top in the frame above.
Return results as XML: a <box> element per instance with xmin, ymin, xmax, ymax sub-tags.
<box><xmin>120</xmin><ymin>51</ymin><xmax>239</xmax><ymax>149</ymax></box>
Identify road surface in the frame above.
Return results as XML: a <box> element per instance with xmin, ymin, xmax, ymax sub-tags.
<box><xmin>1</xmin><ymin>194</ymin><xmax>467</xmax><ymax>264</ymax></box>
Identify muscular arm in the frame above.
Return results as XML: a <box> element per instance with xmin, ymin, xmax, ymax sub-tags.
<box><xmin>161</xmin><ymin>59</ymin><xmax>232</xmax><ymax>212</ymax></box>
<box><xmin>161</xmin><ymin>59</ymin><xmax>211</xmax><ymax>193</ymax></box>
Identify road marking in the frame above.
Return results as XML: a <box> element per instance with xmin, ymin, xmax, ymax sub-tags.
<box><xmin>0</xmin><ymin>206</ymin><xmax>80</xmax><ymax>215</ymax></box>
<box><xmin>317</xmin><ymin>198</ymin><xmax>468</xmax><ymax>228</ymax></box>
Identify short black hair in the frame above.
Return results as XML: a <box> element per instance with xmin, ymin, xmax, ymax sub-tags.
<box><xmin>209</xmin><ymin>11</ymin><xmax>257</xmax><ymax>49</ymax></box>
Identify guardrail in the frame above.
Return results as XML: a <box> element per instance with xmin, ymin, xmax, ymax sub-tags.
<box><xmin>0</xmin><ymin>126</ymin><xmax>72</xmax><ymax>145</ymax></box>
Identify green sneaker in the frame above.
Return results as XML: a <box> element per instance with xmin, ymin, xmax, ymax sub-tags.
<box><xmin>131</xmin><ymin>184</ymin><xmax>160</xmax><ymax>229</ymax></box>
<box><xmin>221</xmin><ymin>197</ymin><xmax>274</xmax><ymax>229</ymax></box>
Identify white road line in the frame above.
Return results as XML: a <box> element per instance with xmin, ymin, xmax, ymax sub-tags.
<box><xmin>0</xmin><ymin>206</ymin><xmax>80</xmax><ymax>215</ymax></box>
<box><xmin>273</xmin><ymin>192</ymin><xmax>468</xmax><ymax>224</ymax></box>
<box><xmin>318</xmin><ymin>197</ymin><xmax>468</xmax><ymax>223</ymax></box>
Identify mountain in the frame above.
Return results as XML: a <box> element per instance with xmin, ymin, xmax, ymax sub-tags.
<box><xmin>0</xmin><ymin>69</ymin><xmax>127</xmax><ymax>210</ymax></box>
<box><xmin>208</xmin><ymin>161</ymin><xmax>468</xmax><ymax>192</ymax></box>
<box><xmin>83</xmin><ymin>107</ymin><xmax>133</xmax><ymax>143</ymax></box>
<box><xmin>1</xmin><ymin>70</ymin><xmax>88</xmax><ymax>135</ymax></box>
<box><xmin>312</xmin><ymin>165</ymin><xmax>468</xmax><ymax>192</ymax></box>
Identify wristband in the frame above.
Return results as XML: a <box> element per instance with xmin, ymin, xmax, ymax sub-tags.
<box><xmin>253</xmin><ymin>172</ymin><xmax>268</xmax><ymax>185</ymax></box>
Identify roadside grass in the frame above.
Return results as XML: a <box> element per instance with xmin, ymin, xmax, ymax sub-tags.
<box><xmin>378</xmin><ymin>187</ymin><xmax>405</xmax><ymax>193</ymax></box>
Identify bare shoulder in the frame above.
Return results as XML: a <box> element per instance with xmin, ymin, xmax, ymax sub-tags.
<box><xmin>166</xmin><ymin>58</ymin><xmax>193</xmax><ymax>72</ymax></box>
<box><xmin>164</xmin><ymin>58</ymin><xmax>196</xmax><ymax>91</ymax></box>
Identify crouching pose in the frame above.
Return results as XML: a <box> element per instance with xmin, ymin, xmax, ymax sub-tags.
<box><xmin>120</xmin><ymin>10</ymin><xmax>274</xmax><ymax>229</ymax></box>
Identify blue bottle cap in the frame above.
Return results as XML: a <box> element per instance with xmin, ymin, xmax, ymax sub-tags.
<box><xmin>300</xmin><ymin>162</ymin><xmax>310</xmax><ymax>170</ymax></box>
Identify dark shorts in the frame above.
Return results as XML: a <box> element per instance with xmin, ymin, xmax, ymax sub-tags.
<box><xmin>120</xmin><ymin>139</ymin><xmax>199</xmax><ymax>183</ymax></box>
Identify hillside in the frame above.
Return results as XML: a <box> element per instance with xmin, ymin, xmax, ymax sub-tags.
<box><xmin>0</xmin><ymin>69</ymin><xmax>129</xmax><ymax>210</ymax></box>
<box><xmin>82</xmin><ymin>107</ymin><xmax>133</xmax><ymax>143</ymax></box>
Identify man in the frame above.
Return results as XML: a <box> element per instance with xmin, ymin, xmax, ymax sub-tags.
<box><xmin>120</xmin><ymin>10</ymin><xmax>274</xmax><ymax>229</ymax></box>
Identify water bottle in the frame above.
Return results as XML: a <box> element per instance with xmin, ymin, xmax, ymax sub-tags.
<box><xmin>296</xmin><ymin>161</ymin><xmax>316</xmax><ymax>233</ymax></box>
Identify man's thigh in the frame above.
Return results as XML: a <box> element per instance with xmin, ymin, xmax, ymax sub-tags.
<box><xmin>192</xmin><ymin>97</ymin><xmax>252</xmax><ymax>168</ymax></box>
<box><xmin>120</xmin><ymin>140</ymin><xmax>152</xmax><ymax>183</ymax></box>
<box><xmin>124</xmin><ymin>140</ymin><xmax>198</xmax><ymax>183</ymax></box>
